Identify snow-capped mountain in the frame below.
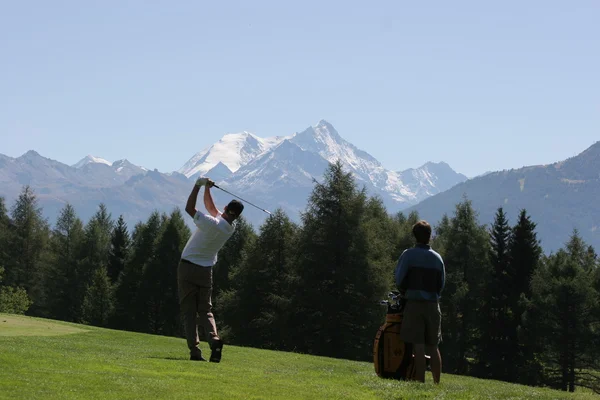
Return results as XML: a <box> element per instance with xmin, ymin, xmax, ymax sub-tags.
<box><xmin>178</xmin><ymin>132</ymin><xmax>286</xmax><ymax>178</ymax></box>
<box><xmin>288</xmin><ymin>120</ymin><xmax>419</xmax><ymax>203</ymax></box>
<box><xmin>0</xmin><ymin>120</ymin><xmax>467</xmax><ymax>240</ymax></box>
<box><xmin>201</xmin><ymin>121</ymin><xmax>468</xmax><ymax>218</ymax></box>
<box><xmin>111</xmin><ymin>159</ymin><xmax>148</xmax><ymax>177</ymax></box>
<box><xmin>398</xmin><ymin>161</ymin><xmax>469</xmax><ymax>200</ymax></box>
<box><xmin>72</xmin><ymin>155</ymin><xmax>112</xmax><ymax>168</ymax></box>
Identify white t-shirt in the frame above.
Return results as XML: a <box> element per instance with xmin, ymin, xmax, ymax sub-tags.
<box><xmin>180</xmin><ymin>211</ymin><xmax>235</xmax><ymax>267</ymax></box>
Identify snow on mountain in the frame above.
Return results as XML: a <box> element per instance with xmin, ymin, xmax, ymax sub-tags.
<box><xmin>398</xmin><ymin>162</ymin><xmax>469</xmax><ymax>199</ymax></box>
<box><xmin>212</xmin><ymin>139</ymin><xmax>331</xmax><ymax>223</ymax></box>
<box><xmin>1</xmin><ymin>120</ymin><xmax>468</xmax><ymax>239</ymax></box>
<box><xmin>73</xmin><ymin>155</ymin><xmax>112</xmax><ymax>168</ymax></box>
<box><xmin>229</xmin><ymin>138</ymin><xmax>330</xmax><ymax>190</ymax></box>
<box><xmin>178</xmin><ymin>132</ymin><xmax>286</xmax><ymax>178</ymax></box>
<box><xmin>290</xmin><ymin>120</ymin><xmax>380</xmax><ymax>168</ymax></box>
<box><xmin>179</xmin><ymin>120</ymin><xmax>468</xmax><ymax>213</ymax></box>
<box><xmin>287</xmin><ymin>120</ymin><xmax>418</xmax><ymax>203</ymax></box>
<box><xmin>204</xmin><ymin>161</ymin><xmax>234</xmax><ymax>183</ymax></box>
<box><xmin>111</xmin><ymin>159</ymin><xmax>148</xmax><ymax>179</ymax></box>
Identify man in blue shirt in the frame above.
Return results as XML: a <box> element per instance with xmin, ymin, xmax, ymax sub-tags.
<box><xmin>394</xmin><ymin>220</ymin><xmax>445</xmax><ymax>383</ymax></box>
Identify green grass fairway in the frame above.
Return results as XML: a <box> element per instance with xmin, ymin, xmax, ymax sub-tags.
<box><xmin>0</xmin><ymin>314</ymin><xmax>88</xmax><ymax>336</ymax></box>
<box><xmin>0</xmin><ymin>313</ymin><xmax>596</xmax><ymax>400</ymax></box>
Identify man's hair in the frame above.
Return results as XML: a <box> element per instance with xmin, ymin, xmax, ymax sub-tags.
<box><xmin>412</xmin><ymin>220</ymin><xmax>432</xmax><ymax>244</ymax></box>
<box><xmin>226</xmin><ymin>199</ymin><xmax>244</xmax><ymax>217</ymax></box>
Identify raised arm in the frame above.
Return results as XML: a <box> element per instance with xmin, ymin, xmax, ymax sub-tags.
<box><xmin>203</xmin><ymin>181</ymin><xmax>221</xmax><ymax>217</ymax></box>
<box><xmin>185</xmin><ymin>185</ymin><xmax>201</xmax><ymax>218</ymax></box>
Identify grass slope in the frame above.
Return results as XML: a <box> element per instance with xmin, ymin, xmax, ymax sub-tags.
<box><xmin>0</xmin><ymin>313</ymin><xmax>595</xmax><ymax>400</ymax></box>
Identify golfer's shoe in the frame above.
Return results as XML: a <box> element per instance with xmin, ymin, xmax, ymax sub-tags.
<box><xmin>190</xmin><ymin>348</ymin><xmax>207</xmax><ymax>361</ymax></box>
<box><xmin>210</xmin><ymin>339</ymin><xmax>223</xmax><ymax>363</ymax></box>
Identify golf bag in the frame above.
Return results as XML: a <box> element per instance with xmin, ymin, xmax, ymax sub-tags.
<box><xmin>373</xmin><ymin>291</ymin><xmax>416</xmax><ymax>380</ymax></box>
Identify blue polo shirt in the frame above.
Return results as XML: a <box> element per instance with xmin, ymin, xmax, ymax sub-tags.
<box><xmin>394</xmin><ymin>244</ymin><xmax>445</xmax><ymax>302</ymax></box>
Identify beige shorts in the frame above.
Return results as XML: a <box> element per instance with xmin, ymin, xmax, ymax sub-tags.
<box><xmin>399</xmin><ymin>300</ymin><xmax>442</xmax><ymax>346</ymax></box>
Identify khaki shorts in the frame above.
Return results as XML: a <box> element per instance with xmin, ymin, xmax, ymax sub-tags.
<box><xmin>399</xmin><ymin>300</ymin><xmax>442</xmax><ymax>346</ymax></box>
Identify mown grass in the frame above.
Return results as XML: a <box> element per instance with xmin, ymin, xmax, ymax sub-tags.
<box><xmin>0</xmin><ymin>313</ymin><xmax>596</xmax><ymax>399</ymax></box>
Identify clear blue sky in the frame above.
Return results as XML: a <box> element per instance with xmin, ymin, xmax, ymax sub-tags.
<box><xmin>1</xmin><ymin>0</ymin><xmax>598</xmax><ymax>177</ymax></box>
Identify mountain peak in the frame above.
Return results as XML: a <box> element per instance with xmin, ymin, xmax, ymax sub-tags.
<box><xmin>19</xmin><ymin>150</ymin><xmax>42</xmax><ymax>159</ymax></box>
<box><xmin>178</xmin><ymin>130</ymin><xmax>285</xmax><ymax>178</ymax></box>
<box><xmin>316</xmin><ymin>119</ymin><xmax>333</xmax><ymax>128</ymax></box>
<box><xmin>313</xmin><ymin>119</ymin><xmax>340</xmax><ymax>138</ymax></box>
<box><xmin>73</xmin><ymin>155</ymin><xmax>112</xmax><ymax>168</ymax></box>
<box><xmin>220</xmin><ymin>131</ymin><xmax>255</xmax><ymax>141</ymax></box>
<box><xmin>112</xmin><ymin>159</ymin><xmax>132</xmax><ymax>167</ymax></box>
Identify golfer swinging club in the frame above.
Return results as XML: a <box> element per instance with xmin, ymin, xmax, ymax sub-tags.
<box><xmin>178</xmin><ymin>176</ymin><xmax>244</xmax><ymax>362</ymax></box>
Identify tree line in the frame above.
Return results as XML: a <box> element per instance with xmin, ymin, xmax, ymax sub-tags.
<box><xmin>0</xmin><ymin>161</ymin><xmax>598</xmax><ymax>393</ymax></box>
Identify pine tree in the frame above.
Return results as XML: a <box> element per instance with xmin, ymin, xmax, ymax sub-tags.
<box><xmin>477</xmin><ymin>207</ymin><xmax>512</xmax><ymax>380</ymax></box>
<box><xmin>437</xmin><ymin>197</ymin><xmax>490</xmax><ymax>374</ymax></box>
<box><xmin>136</xmin><ymin>209</ymin><xmax>190</xmax><ymax>336</ymax></box>
<box><xmin>290</xmin><ymin>161</ymin><xmax>389</xmax><ymax>360</ymax></box>
<box><xmin>430</xmin><ymin>214</ymin><xmax>451</xmax><ymax>255</ymax></box>
<box><xmin>6</xmin><ymin>186</ymin><xmax>50</xmax><ymax>314</ymax></box>
<box><xmin>111</xmin><ymin>212</ymin><xmax>162</xmax><ymax>331</ymax></box>
<box><xmin>506</xmin><ymin>209</ymin><xmax>542</xmax><ymax>383</ymax></box>
<box><xmin>0</xmin><ymin>197</ymin><xmax>10</xmax><ymax>268</ymax></box>
<box><xmin>108</xmin><ymin>215</ymin><xmax>130</xmax><ymax>284</ymax></box>
<box><xmin>81</xmin><ymin>266</ymin><xmax>114</xmax><ymax>327</ymax></box>
<box><xmin>385</xmin><ymin>211</ymin><xmax>419</xmax><ymax>272</ymax></box>
<box><xmin>528</xmin><ymin>232</ymin><xmax>599</xmax><ymax>392</ymax></box>
<box><xmin>45</xmin><ymin>204</ymin><xmax>85</xmax><ymax>321</ymax></box>
<box><xmin>74</xmin><ymin>203</ymin><xmax>113</xmax><ymax>321</ymax></box>
<box><xmin>218</xmin><ymin>209</ymin><xmax>298</xmax><ymax>348</ymax></box>
<box><xmin>363</xmin><ymin>197</ymin><xmax>398</xmax><ymax>292</ymax></box>
<box><xmin>508</xmin><ymin>210</ymin><xmax>541</xmax><ymax>302</ymax></box>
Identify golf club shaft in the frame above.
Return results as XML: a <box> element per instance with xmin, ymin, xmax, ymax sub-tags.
<box><xmin>213</xmin><ymin>184</ymin><xmax>272</xmax><ymax>215</ymax></box>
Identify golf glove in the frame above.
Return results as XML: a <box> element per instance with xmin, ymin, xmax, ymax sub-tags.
<box><xmin>195</xmin><ymin>177</ymin><xmax>208</xmax><ymax>187</ymax></box>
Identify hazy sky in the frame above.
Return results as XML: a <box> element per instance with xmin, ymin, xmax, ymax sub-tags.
<box><xmin>1</xmin><ymin>0</ymin><xmax>598</xmax><ymax>177</ymax></box>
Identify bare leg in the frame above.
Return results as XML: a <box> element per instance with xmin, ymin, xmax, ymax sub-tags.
<box><xmin>413</xmin><ymin>344</ymin><xmax>426</xmax><ymax>382</ymax></box>
<box><xmin>427</xmin><ymin>345</ymin><xmax>441</xmax><ymax>384</ymax></box>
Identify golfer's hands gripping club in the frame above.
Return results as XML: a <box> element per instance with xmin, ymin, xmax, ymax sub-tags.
<box><xmin>195</xmin><ymin>177</ymin><xmax>215</xmax><ymax>188</ymax></box>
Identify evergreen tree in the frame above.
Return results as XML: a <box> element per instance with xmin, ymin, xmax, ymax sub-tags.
<box><xmin>528</xmin><ymin>231</ymin><xmax>599</xmax><ymax>392</ymax></box>
<box><xmin>506</xmin><ymin>209</ymin><xmax>542</xmax><ymax>383</ymax></box>
<box><xmin>136</xmin><ymin>209</ymin><xmax>190</xmax><ymax>336</ymax></box>
<box><xmin>0</xmin><ymin>197</ymin><xmax>10</xmax><ymax>268</ymax></box>
<box><xmin>81</xmin><ymin>266</ymin><xmax>114</xmax><ymax>327</ymax></box>
<box><xmin>430</xmin><ymin>214</ymin><xmax>451</xmax><ymax>255</ymax></box>
<box><xmin>477</xmin><ymin>207</ymin><xmax>512</xmax><ymax>380</ymax></box>
<box><xmin>108</xmin><ymin>215</ymin><xmax>130</xmax><ymax>284</ymax></box>
<box><xmin>45</xmin><ymin>204</ymin><xmax>85</xmax><ymax>321</ymax></box>
<box><xmin>391</xmin><ymin>210</ymin><xmax>420</xmax><ymax>260</ymax></box>
<box><xmin>218</xmin><ymin>209</ymin><xmax>297</xmax><ymax>348</ymax></box>
<box><xmin>437</xmin><ymin>197</ymin><xmax>490</xmax><ymax>374</ymax></box>
<box><xmin>74</xmin><ymin>203</ymin><xmax>113</xmax><ymax>321</ymax></box>
<box><xmin>363</xmin><ymin>197</ymin><xmax>398</xmax><ymax>292</ymax></box>
<box><xmin>111</xmin><ymin>212</ymin><xmax>162</xmax><ymax>331</ymax></box>
<box><xmin>6</xmin><ymin>186</ymin><xmax>50</xmax><ymax>314</ymax></box>
<box><xmin>290</xmin><ymin>161</ymin><xmax>389</xmax><ymax>360</ymax></box>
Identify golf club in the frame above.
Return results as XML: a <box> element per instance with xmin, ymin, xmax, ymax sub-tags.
<box><xmin>213</xmin><ymin>184</ymin><xmax>272</xmax><ymax>215</ymax></box>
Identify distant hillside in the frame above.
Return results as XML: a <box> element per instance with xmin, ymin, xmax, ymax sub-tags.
<box><xmin>406</xmin><ymin>141</ymin><xmax>600</xmax><ymax>252</ymax></box>
<box><xmin>0</xmin><ymin>121</ymin><xmax>467</xmax><ymax>231</ymax></box>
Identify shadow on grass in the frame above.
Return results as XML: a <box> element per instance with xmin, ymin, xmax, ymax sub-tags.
<box><xmin>147</xmin><ymin>356</ymin><xmax>189</xmax><ymax>361</ymax></box>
